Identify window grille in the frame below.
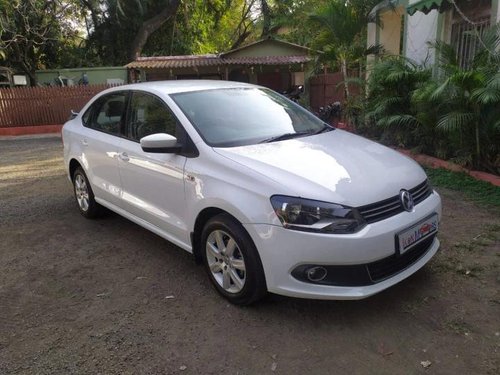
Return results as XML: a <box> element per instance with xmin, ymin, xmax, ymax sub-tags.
<box><xmin>451</xmin><ymin>16</ymin><xmax>490</xmax><ymax>69</ymax></box>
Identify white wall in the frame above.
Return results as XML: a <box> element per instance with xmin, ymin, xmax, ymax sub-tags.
<box><xmin>367</xmin><ymin>21</ymin><xmax>377</xmax><ymax>47</ymax></box>
<box><xmin>366</xmin><ymin>21</ymin><xmax>377</xmax><ymax>71</ymax></box>
<box><xmin>494</xmin><ymin>0</ymin><xmax>500</xmax><ymax>22</ymax></box>
<box><xmin>405</xmin><ymin>9</ymin><xmax>439</xmax><ymax>66</ymax></box>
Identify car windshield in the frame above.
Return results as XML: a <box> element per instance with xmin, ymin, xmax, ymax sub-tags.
<box><xmin>171</xmin><ymin>88</ymin><xmax>331</xmax><ymax>147</ymax></box>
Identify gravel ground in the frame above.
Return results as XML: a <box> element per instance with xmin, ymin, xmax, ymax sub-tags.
<box><xmin>0</xmin><ymin>136</ymin><xmax>499</xmax><ymax>374</ymax></box>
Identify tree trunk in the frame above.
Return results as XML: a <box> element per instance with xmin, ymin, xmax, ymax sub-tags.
<box><xmin>12</xmin><ymin>43</ymin><xmax>37</xmax><ymax>86</ymax></box>
<box><xmin>341</xmin><ymin>58</ymin><xmax>350</xmax><ymax>99</ymax></box>
<box><xmin>230</xmin><ymin>30</ymin><xmax>252</xmax><ymax>50</ymax></box>
<box><xmin>129</xmin><ymin>0</ymin><xmax>181</xmax><ymax>61</ymax></box>
<box><xmin>475</xmin><ymin>121</ymin><xmax>481</xmax><ymax>165</ymax></box>
<box><xmin>230</xmin><ymin>0</ymin><xmax>254</xmax><ymax>50</ymax></box>
<box><xmin>22</xmin><ymin>64</ymin><xmax>37</xmax><ymax>86</ymax></box>
<box><xmin>81</xmin><ymin>0</ymin><xmax>101</xmax><ymax>31</ymax></box>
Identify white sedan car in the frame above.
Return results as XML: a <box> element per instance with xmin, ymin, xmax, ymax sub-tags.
<box><xmin>63</xmin><ymin>80</ymin><xmax>441</xmax><ymax>305</ymax></box>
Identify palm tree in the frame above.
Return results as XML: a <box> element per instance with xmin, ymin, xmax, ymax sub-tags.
<box><xmin>367</xmin><ymin>23</ymin><xmax>500</xmax><ymax>171</ymax></box>
<box><xmin>308</xmin><ymin>0</ymin><xmax>383</xmax><ymax>99</ymax></box>
<box><xmin>365</xmin><ymin>55</ymin><xmax>436</xmax><ymax>151</ymax></box>
<box><xmin>430</xmin><ymin>24</ymin><xmax>500</xmax><ymax>169</ymax></box>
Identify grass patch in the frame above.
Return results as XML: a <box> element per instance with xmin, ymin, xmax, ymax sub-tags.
<box><xmin>445</xmin><ymin>318</ymin><xmax>473</xmax><ymax>335</ymax></box>
<box><xmin>425</xmin><ymin>168</ymin><xmax>500</xmax><ymax>208</ymax></box>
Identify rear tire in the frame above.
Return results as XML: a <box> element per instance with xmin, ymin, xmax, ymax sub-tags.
<box><xmin>72</xmin><ymin>167</ymin><xmax>102</xmax><ymax>219</ymax></box>
<box><xmin>201</xmin><ymin>214</ymin><xmax>267</xmax><ymax>305</ymax></box>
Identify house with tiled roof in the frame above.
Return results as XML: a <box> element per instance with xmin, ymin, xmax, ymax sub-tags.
<box><xmin>125</xmin><ymin>38</ymin><xmax>316</xmax><ymax>94</ymax></box>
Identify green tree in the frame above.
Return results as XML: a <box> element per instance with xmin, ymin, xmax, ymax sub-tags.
<box><xmin>1</xmin><ymin>0</ymin><xmax>259</xmax><ymax>72</ymax></box>
<box><xmin>0</xmin><ymin>0</ymin><xmax>83</xmax><ymax>84</ymax></box>
<box><xmin>254</xmin><ymin>0</ymin><xmax>321</xmax><ymax>40</ymax></box>
<box><xmin>167</xmin><ymin>0</ymin><xmax>257</xmax><ymax>54</ymax></box>
<box><xmin>82</xmin><ymin>0</ymin><xmax>256</xmax><ymax>65</ymax></box>
<box><xmin>81</xmin><ymin>0</ymin><xmax>181</xmax><ymax>65</ymax></box>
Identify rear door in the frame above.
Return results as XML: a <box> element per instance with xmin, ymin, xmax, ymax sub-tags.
<box><xmin>81</xmin><ymin>91</ymin><xmax>128</xmax><ymax>206</ymax></box>
<box><xmin>117</xmin><ymin>91</ymin><xmax>190</xmax><ymax>247</ymax></box>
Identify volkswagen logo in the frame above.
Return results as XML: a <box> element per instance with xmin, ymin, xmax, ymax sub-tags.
<box><xmin>400</xmin><ymin>189</ymin><xmax>415</xmax><ymax>212</ymax></box>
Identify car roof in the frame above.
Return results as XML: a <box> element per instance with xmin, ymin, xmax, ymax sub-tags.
<box><xmin>113</xmin><ymin>80</ymin><xmax>258</xmax><ymax>95</ymax></box>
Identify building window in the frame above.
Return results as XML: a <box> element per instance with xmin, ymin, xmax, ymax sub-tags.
<box><xmin>450</xmin><ymin>0</ymin><xmax>491</xmax><ymax>69</ymax></box>
<box><xmin>451</xmin><ymin>17</ymin><xmax>490</xmax><ymax>69</ymax></box>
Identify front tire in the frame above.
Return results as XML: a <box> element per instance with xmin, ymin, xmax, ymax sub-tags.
<box><xmin>72</xmin><ymin>167</ymin><xmax>102</xmax><ymax>219</ymax></box>
<box><xmin>201</xmin><ymin>214</ymin><xmax>267</xmax><ymax>305</ymax></box>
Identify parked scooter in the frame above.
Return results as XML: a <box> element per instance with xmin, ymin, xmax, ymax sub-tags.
<box><xmin>283</xmin><ymin>85</ymin><xmax>304</xmax><ymax>102</ymax></box>
<box><xmin>318</xmin><ymin>101</ymin><xmax>342</xmax><ymax>124</ymax></box>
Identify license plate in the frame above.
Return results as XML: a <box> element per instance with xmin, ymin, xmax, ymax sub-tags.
<box><xmin>397</xmin><ymin>214</ymin><xmax>438</xmax><ymax>254</ymax></box>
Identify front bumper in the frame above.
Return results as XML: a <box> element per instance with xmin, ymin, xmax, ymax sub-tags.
<box><xmin>244</xmin><ymin>192</ymin><xmax>441</xmax><ymax>300</ymax></box>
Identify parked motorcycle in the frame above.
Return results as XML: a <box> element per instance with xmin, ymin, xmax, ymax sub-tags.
<box><xmin>283</xmin><ymin>85</ymin><xmax>304</xmax><ymax>102</ymax></box>
<box><xmin>318</xmin><ymin>101</ymin><xmax>342</xmax><ymax>124</ymax></box>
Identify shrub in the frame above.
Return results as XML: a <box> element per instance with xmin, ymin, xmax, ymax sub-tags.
<box><xmin>364</xmin><ymin>24</ymin><xmax>500</xmax><ymax>174</ymax></box>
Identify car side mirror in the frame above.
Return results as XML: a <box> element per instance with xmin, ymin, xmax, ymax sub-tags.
<box><xmin>140</xmin><ymin>133</ymin><xmax>182</xmax><ymax>153</ymax></box>
<box><xmin>69</xmin><ymin>109</ymin><xmax>78</xmax><ymax>120</ymax></box>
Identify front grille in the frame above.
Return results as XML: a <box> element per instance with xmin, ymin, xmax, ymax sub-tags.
<box><xmin>411</xmin><ymin>180</ymin><xmax>432</xmax><ymax>204</ymax></box>
<box><xmin>367</xmin><ymin>235</ymin><xmax>435</xmax><ymax>282</ymax></box>
<box><xmin>291</xmin><ymin>235</ymin><xmax>437</xmax><ymax>287</ymax></box>
<box><xmin>358</xmin><ymin>180</ymin><xmax>432</xmax><ymax>224</ymax></box>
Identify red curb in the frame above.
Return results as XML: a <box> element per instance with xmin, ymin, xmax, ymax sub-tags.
<box><xmin>396</xmin><ymin>148</ymin><xmax>500</xmax><ymax>187</ymax></box>
<box><xmin>0</xmin><ymin>125</ymin><xmax>63</xmax><ymax>136</ymax></box>
<box><xmin>468</xmin><ymin>171</ymin><xmax>500</xmax><ymax>186</ymax></box>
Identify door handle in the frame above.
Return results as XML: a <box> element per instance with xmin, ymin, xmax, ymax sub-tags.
<box><xmin>119</xmin><ymin>152</ymin><xmax>129</xmax><ymax>162</ymax></box>
<box><xmin>81</xmin><ymin>139</ymin><xmax>88</xmax><ymax>146</ymax></box>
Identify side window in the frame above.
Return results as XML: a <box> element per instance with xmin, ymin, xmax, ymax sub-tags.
<box><xmin>88</xmin><ymin>93</ymin><xmax>127</xmax><ymax>135</ymax></box>
<box><xmin>128</xmin><ymin>92</ymin><xmax>178</xmax><ymax>141</ymax></box>
<box><xmin>81</xmin><ymin>106</ymin><xmax>92</xmax><ymax>126</ymax></box>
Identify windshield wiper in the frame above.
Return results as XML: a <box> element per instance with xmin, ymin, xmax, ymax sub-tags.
<box><xmin>259</xmin><ymin>131</ymin><xmax>312</xmax><ymax>143</ymax></box>
<box><xmin>313</xmin><ymin>124</ymin><xmax>334</xmax><ymax>134</ymax></box>
<box><xmin>259</xmin><ymin>125</ymin><xmax>334</xmax><ymax>144</ymax></box>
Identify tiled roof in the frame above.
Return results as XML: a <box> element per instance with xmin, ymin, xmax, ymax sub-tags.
<box><xmin>224</xmin><ymin>56</ymin><xmax>312</xmax><ymax>65</ymax></box>
<box><xmin>125</xmin><ymin>55</ymin><xmax>312</xmax><ymax>69</ymax></box>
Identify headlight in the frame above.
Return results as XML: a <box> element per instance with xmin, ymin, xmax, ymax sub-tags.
<box><xmin>270</xmin><ymin>195</ymin><xmax>365</xmax><ymax>234</ymax></box>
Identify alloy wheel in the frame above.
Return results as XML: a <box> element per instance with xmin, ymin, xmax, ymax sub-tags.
<box><xmin>205</xmin><ymin>230</ymin><xmax>246</xmax><ymax>293</ymax></box>
<box><xmin>74</xmin><ymin>174</ymin><xmax>90</xmax><ymax>212</ymax></box>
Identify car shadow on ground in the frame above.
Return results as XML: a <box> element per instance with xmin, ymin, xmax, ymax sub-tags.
<box><xmin>100</xmin><ymin>206</ymin><xmax>438</xmax><ymax>317</ymax></box>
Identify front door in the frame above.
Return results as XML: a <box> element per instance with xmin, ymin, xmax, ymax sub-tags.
<box><xmin>117</xmin><ymin>91</ymin><xmax>189</xmax><ymax>247</ymax></box>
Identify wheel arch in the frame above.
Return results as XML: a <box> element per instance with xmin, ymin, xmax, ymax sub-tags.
<box><xmin>193</xmin><ymin>206</ymin><xmax>268</xmax><ymax>303</ymax></box>
<box><xmin>191</xmin><ymin>207</ymin><xmax>253</xmax><ymax>264</ymax></box>
<box><xmin>69</xmin><ymin>158</ymin><xmax>83</xmax><ymax>179</ymax></box>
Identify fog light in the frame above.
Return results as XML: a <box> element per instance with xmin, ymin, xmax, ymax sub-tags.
<box><xmin>306</xmin><ymin>266</ymin><xmax>327</xmax><ymax>282</ymax></box>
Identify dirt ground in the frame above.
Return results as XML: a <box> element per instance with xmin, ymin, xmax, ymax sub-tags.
<box><xmin>0</xmin><ymin>136</ymin><xmax>499</xmax><ymax>375</ymax></box>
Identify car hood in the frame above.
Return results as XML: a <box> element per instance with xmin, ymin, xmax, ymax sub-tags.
<box><xmin>213</xmin><ymin>129</ymin><xmax>427</xmax><ymax>207</ymax></box>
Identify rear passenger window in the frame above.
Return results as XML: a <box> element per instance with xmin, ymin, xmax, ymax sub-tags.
<box><xmin>128</xmin><ymin>92</ymin><xmax>178</xmax><ymax>141</ymax></box>
<box><xmin>88</xmin><ymin>93</ymin><xmax>127</xmax><ymax>135</ymax></box>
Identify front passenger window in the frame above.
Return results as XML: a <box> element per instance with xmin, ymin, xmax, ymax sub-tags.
<box><xmin>128</xmin><ymin>92</ymin><xmax>178</xmax><ymax>141</ymax></box>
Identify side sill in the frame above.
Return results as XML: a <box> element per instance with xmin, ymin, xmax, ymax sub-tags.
<box><xmin>95</xmin><ymin>197</ymin><xmax>193</xmax><ymax>253</ymax></box>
